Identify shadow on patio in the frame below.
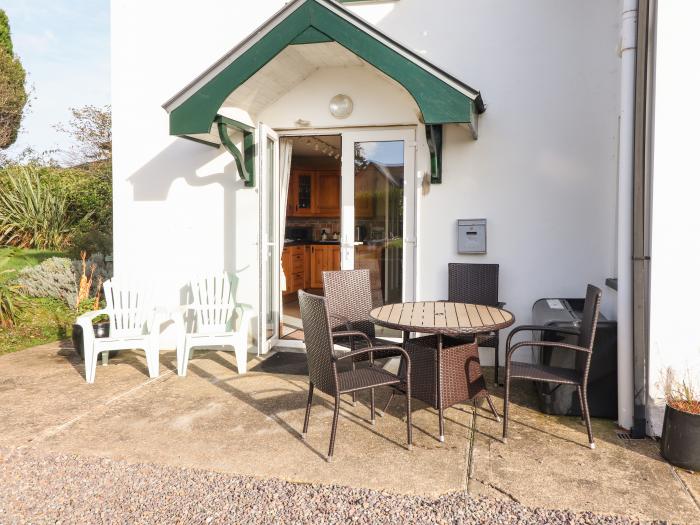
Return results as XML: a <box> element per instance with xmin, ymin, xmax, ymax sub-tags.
<box><xmin>1</xmin><ymin>341</ymin><xmax>698</xmax><ymax>523</ymax></box>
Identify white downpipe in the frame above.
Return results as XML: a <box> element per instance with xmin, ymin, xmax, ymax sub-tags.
<box><xmin>617</xmin><ymin>0</ymin><xmax>638</xmax><ymax>431</ymax></box>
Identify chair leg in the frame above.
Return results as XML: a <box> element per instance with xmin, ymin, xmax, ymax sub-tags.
<box><xmin>351</xmin><ymin>361</ymin><xmax>357</xmax><ymax>407</ymax></box>
<box><xmin>302</xmin><ymin>383</ymin><xmax>314</xmax><ymax>439</ymax></box>
<box><xmin>177</xmin><ymin>343</ymin><xmax>190</xmax><ymax>377</ymax></box>
<box><xmin>85</xmin><ymin>346</ymin><xmax>98</xmax><ymax>384</ymax></box>
<box><xmin>502</xmin><ymin>367</ymin><xmax>511</xmax><ymax>442</ymax></box>
<box><xmin>101</xmin><ymin>351</ymin><xmax>109</xmax><ymax>367</ymax></box>
<box><xmin>577</xmin><ymin>385</ymin><xmax>586</xmax><ymax>425</ymax></box>
<box><xmin>405</xmin><ymin>380</ymin><xmax>413</xmax><ymax>450</ymax></box>
<box><xmin>379</xmin><ymin>390</ymin><xmax>395</xmax><ymax>417</ymax></box>
<box><xmin>370</xmin><ymin>388</ymin><xmax>376</xmax><ymax>425</ymax></box>
<box><xmin>145</xmin><ymin>345</ymin><xmax>159</xmax><ymax>379</ymax></box>
<box><xmin>328</xmin><ymin>394</ymin><xmax>341</xmax><ymax>462</ymax></box>
<box><xmin>494</xmin><ymin>338</ymin><xmax>499</xmax><ymax>386</ymax></box>
<box><xmin>580</xmin><ymin>386</ymin><xmax>595</xmax><ymax>449</ymax></box>
<box><xmin>233</xmin><ymin>341</ymin><xmax>248</xmax><ymax>374</ymax></box>
<box><xmin>485</xmin><ymin>394</ymin><xmax>501</xmax><ymax>422</ymax></box>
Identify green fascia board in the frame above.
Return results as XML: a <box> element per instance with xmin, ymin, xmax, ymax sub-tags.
<box><xmin>169</xmin><ymin>0</ymin><xmax>473</xmax><ymax>136</ymax></box>
<box><xmin>291</xmin><ymin>26</ymin><xmax>333</xmax><ymax>45</ymax></box>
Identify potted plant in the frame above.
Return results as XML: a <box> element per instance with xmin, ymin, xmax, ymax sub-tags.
<box><xmin>661</xmin><ymin>370</ymin><xmax>700</xmax><ymax>471</ymax></box>
<box><xmin>71</xmin><ymin>252</ymin><xmax>109</xmax><ymax>360</ymax></box>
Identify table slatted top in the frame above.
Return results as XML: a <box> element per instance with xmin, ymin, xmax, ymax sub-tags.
<box><xmin>369</xmin><ymin>301</ymin><xmax>515</xmax><ymax>336</ymax></box>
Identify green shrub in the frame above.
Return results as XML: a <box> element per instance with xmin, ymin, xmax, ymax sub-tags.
<box><xmin>15</xmin><ymin>257</ymin><xmax>75</xmax><ymax>305</ymax></box>
<box><xmin>0</xmin><ymin>269</ymin><xmax>19</xmax><ymax>327</ymax></box>
<box><xmin>38</xmin><ymin>162</ymin><xmax>112</xmax><ymax>233</ymax></box>
<box><xmin>15</xmin><ymin>253</ymin><xmax>113</xmax><ymax>307</ymax></box>
<box><xmin>0</xmin><ymin>167</ymin><xmax>81</xmax><ymax>249</ymax></box>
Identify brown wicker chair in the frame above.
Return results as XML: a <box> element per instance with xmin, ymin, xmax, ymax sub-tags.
<box><xmin>298</xmin><ymin>290</ymin><xmax>412</xmax><ymax>461</ymax></box>
<box><xmin>323</xmin><ymin>269</ymin><xmax>402</xmax><ymax>406</ymax></box>
<box><xmin>447</xmin><ymin>263</ymin><xmax>505</xmax><ymax>385</ymax></box>
<box><xmin>502</xmin><ymin>284</ymin><xmax>602</xmax><ymax>449</ymax></box>
<box><xmin>322</xmin><ymin>269</ymin><xmax>398</xmax><ymax>355</ymax></box>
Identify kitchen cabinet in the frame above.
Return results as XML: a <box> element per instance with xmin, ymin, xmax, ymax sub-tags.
<box><xmin>310</xmin><ymin>244</ymin><xmax>340</xmax><ymax>288</ymax></box>
<box><xmin>315</xmin><ymin>171</ymin><xmax>341</xmax><ymax>216</ymax></box>
<box><xmin>287</xmin><ymin>169</ymin><xmax>340</xmax><ymax>217</ymax></box>
<box><xmin>289</xmin><ymin>170</ymin><xmax>315</xmax><ymax>216</ymax></box>
<box><xmin>282</xmin><ymin>245</ymin><xmax>308</xmax><ymax>301</ymax></box>
<box><xmin>282</xmin><ymin>244</ymin><xmax>339</xmax><ymax>298</ymax></box>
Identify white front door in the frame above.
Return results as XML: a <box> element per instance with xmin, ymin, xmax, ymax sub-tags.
<box><xmin>258</xmin><ymin>123</ymin><xmax>280</xmax><ymax>354</ymax></box>
<box><xmin>340</xmin><ymin>129</ymin><xmax>417</xmax><ymax>303</ymax></box>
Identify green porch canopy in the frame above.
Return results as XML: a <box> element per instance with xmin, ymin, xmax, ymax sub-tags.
<box><xmin>162</xmin><ymin>0</ymin><xmax>486</xmax><ymax>184</ymax></box>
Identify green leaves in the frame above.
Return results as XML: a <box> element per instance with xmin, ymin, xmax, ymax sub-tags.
<box><xmin>0</xmin><ymin>269</ymin><xmax>20</xmax><ymax>327</ymax></box>
<box><xmin>0</xmin><ymin>9</ymin><xmax>27</xmax><ymax>150</ymax></box>
<box><xmin>0</xmin><ymin>167</ymin><xmax>78</xmax><ymax>250</ymax></box>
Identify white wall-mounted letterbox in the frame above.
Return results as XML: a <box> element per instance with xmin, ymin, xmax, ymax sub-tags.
<box><xmin>457</xmin><ymin>219</ymin><xmax>487</xmax><ymax>254</ymax></box>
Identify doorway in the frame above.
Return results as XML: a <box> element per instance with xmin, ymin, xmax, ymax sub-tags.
<box><xmin>272</xmin><ymin>128</ymin><xmax>416</xmax><ymax>348</ymax></box>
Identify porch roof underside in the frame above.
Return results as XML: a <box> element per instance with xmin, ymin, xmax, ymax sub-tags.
<box><xmin>162</xmin><ymin>0</ymin><xmax>485</xmax><ymax>139</ymax></box>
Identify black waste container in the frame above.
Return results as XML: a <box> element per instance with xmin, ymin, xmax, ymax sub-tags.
<box><xmin>531</xmin><ymin>297</ymin><xmax>618</xmax><ymax>419</ymax></box>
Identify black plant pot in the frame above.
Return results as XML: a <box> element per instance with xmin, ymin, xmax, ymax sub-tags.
<box><xmin>661</xmin><ymin>403</ymin><xmax>700</xmax><ymax>471</ymax></box>
<box><xmin>71</xmin><ymin>321</ymin><xmax>111</xmax><ymax>361</ymax></box>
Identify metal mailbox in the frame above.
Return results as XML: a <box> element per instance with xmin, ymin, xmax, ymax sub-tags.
<box><xmin>457</xmin><ymin>219</ymin><xmax>487</xmax><ymax>254</ymax></box>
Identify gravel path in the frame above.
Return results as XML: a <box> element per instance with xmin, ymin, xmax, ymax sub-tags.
<box><xmin>0</xmin><ymin>447</ymin><xmax>661</xmax><ymax>525</ymax></box>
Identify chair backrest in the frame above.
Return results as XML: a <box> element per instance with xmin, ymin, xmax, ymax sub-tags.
<box><xmin>189</xmin><ymin>272</ymin><xmax>238</xmax><ymax>334</ymax></box>
<box><xmin>322</xmin><ymin>269</ymin><xmax>375</xmax><ymax>337</ymax></box>
<box><xmin>575</xmin><ymin>284</ymin><xmax>603</xmax><ymax>375</ymax></box>
<box><xmin>102</xmin><ymin>278</ymin><xmax>152</xmax><ymax>337</ymax></box>
<box><xmin>298</xmin><ymin>290</ymin><xmax>337</xmax><ymax>396</ymax></box>
<box><xmin>448</xmin><ymin>263</ymin><xmax>500</xmax><ymax>306</ymax></box>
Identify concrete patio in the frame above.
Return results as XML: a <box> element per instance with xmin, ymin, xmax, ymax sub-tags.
<box><xmin>0</xmin><ymin>341</ymin><xmax>698</xmax><ymax>523</ymax></box>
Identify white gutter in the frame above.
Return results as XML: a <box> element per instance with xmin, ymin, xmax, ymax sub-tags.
<box><xmin>617</xmin><ymin>0</ymin><xmax>638</xmax><ymax>431</ymax></box>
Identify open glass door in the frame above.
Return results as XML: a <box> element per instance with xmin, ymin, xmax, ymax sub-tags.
<box><xmin>258</xmin><ymin>124</ymin><xmax>280</xmax><ymax>354</ymax></box>
<box><xmin>340</xmin><ymin>129</ymin><xmax>416</xmax><ymax>306</ymax></box>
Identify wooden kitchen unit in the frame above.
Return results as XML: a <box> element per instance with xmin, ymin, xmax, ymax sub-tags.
<box><xmin>287</xmin><ymin>169</ymin><xmax>341</xmax><ymax>217</ymax></box>
<box><xmin>282</xmin><ymin>243</ymin><xmax>340</xmax><ymax>301</ymax></box>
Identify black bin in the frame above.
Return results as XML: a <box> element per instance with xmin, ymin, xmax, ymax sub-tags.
<box><xmin>532</xmin><ymin>298</ymin><xmax>618</xmax><ymax>419</ymax></box>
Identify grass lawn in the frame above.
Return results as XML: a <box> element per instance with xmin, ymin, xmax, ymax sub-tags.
<box><xmin>0</xmin><ymin>297</ymin><xmax>74</xmax><ymax>356</ymax></box>
<box><xmin>0</xmin><ymin>247</ymin><xmax>67</xmax><ymax>280</ymax></box>
<box><xmin>0</xmin><ymin>248</ymin><xmax>74</xmax><ymax>356</ymax></box>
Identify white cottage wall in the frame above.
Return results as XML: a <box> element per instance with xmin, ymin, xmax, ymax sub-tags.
<box><xmin>112</xmin><ymin>0</ymin><xmax>287</xmax><ymax>347</ymax></box>
<box><xmin>647</xmin><ymin>1</ymin><xmax>700</xmax><ymax>436</ymax></box>
<box><xmin>354</xmin><ymin>0</ymin><xmax>622</xmax><ymax>367</ymax></box>
<box><xmin>112</xmin><ymin>1</ymin><xmax>622</xmax><ymax>365</ymax></box>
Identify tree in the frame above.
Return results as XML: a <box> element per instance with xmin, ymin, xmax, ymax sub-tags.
<box><xmin>0</xmin><ymin>10</ymin><xmax>28</xmax><ymax>150</ymax></box>
<box><xmin>55</xmin><ymin>105</ymin><xmax>112</xmax><ymax>165</ymax></box>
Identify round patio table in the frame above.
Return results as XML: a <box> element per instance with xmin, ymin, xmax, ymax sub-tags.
<box><xmin>369</xmin><ymin>301</ymin><xmax>515</xmax><ymax>442</ymax></box>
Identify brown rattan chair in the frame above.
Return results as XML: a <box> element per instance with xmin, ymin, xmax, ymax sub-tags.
<box><xmin>298</xmin><ymin>290</ymin><xmax>412</xmax><ymax>461</ymax></box>
<box><xmin>447</xmin><ymin>263</ymin><xmax>505</xmax><ymax>385</ymax></box>
<box><xmin>323</xmin><ymin>269</ymin><xmax>402</xmax><ymax>405</ymax></box>
<box><xmin>502</xmin><ymin>284</ymin><xmax>602</xmax><ymax>449</ymax></box>
<box><xmin>322</xmin><ymin>269</ymin><xmax>398</xmax><ymax>354</ymax></box>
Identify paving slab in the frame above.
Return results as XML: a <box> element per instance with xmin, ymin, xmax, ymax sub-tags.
<box><xmin>1</xmin><ymin>341</ymin><xmax>699</xmax><ymax>523</ymax></box>
<box><xmin>0</xmin><ymin>341</ymin><xmax>178</xmax><ymax>446</ymax></box>
<box><xmin>468</xmin><ymin>376</ymin><xmax>700</xmax><ymax>524</ymax></box>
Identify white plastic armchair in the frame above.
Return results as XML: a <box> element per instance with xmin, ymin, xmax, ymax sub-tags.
<box><xmin>177</xmin><ymin>272</ymin><xmax>253</xmax><ymax>376</ymax></box>
<box><xmin>76</xmin><ymin>278</ymin><xmax>158</xmax><ymax>384</ymax></box>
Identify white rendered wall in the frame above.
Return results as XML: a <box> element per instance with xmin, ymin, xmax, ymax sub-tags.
<box><xmin>112</xmin><ymin>0</ymin><xmax>621</xmax><ymax>359</ymax></box>
<box><xmin>355</xmin><ymin>0</ymin><xmax>622</xmax><ymax>367</ymax></box>
<box><xmin>646</xmin><ymin>1</ymin><xmax>700</xmax><ymax>436</ymax></box>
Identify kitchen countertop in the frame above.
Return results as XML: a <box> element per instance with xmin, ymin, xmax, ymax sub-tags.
<box><xmin>284</xmin><ymin>240</ymin><xmax>341</xmax><ymax>246</ymax></box>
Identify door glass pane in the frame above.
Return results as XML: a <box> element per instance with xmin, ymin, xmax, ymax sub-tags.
<box><xmin>353</xmin><ymin>141</ymin><xmax>404</xmax><ymax>306</ymax></box>
<box><xmin>265</xmin><ymin>136</ymin><xmax>278</xmax><ymax>339</ymax></box>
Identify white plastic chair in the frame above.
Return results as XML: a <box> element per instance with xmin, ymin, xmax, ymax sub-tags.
<box><xmin>76</xmin><ymin>278</ymin><xmax>159</xmax><ymax>384</ymax></box>
<box><xmin>177</xmin><ymin>272</ymin><xmax>253</xmax><ymax>376</ymax></box>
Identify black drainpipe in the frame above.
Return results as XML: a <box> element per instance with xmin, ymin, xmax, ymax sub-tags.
<box><xmin>631</xmin><ymin>0</ymin><xmax>655</xmax><ymax>439</ymax></box>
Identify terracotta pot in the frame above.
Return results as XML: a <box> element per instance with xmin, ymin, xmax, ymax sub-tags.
<box><xmin>71</xmin><ymin>321</ymin><xmax>110</xmax><ymax>361</ymax></box>
<box><xmin>660</xmin><ymin>403</ymin><xmax>700</xmax><ymax>471</ymax></box>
